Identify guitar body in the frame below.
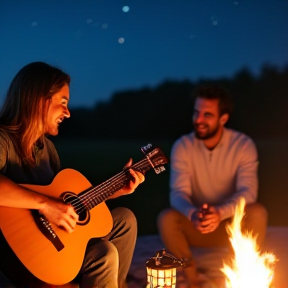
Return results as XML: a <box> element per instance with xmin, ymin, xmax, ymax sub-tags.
<box><xmin>0</xmin><ymin>169</ymin><xmax>113</xmax><ymax>285</ymax></box>
<box><xmin>0</xmin><ymin>144</ymin><xmax>168</xmax><ymax>285</ymax></box>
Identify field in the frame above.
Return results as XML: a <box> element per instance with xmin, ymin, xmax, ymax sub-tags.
<box><xmin>53</xmin><ymin>137</ymin><xmax>288</xmax><ymax>236</ymax></box>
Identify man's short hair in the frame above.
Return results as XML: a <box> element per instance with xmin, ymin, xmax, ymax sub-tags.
<box><xmin>193</xmin><ymin>84</ymin><xmax>234</xmax><ymax>116</ymax></box>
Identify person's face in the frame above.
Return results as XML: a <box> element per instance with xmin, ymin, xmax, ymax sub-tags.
<box><xmin>193</xmin><ymin>97</ymin><xmax>226</xmax><ymax>140</ymax></box>
<box><xmin>46</xmin><ymin>84</ymin><xmax>70</xmax><ymax>136</ymax></box>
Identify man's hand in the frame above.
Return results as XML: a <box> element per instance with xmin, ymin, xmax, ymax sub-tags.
<box><xmin>109</xmin><ymin>158</ymin><xmax>145</xmax><ymax>199</ymax></box>
<box><xmin>191</xmin><ymin>203</ymin><xmax>221</xmax><ymax>234</ymax></box>
<box><xmin>39</xmin><ymin>197</ymin><xmax>79</xmax><ymax>234</ymax></box>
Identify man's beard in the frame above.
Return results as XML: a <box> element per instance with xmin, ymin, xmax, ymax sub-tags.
<box><xmin>194</xmin><ymin>123</ymin><xmax>220</xmax><ymax>140</ymax></box>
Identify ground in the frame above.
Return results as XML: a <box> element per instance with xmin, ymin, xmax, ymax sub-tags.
<box><xmin>128</xmin><ymin>227</ymin><xmax>288</xmax><ymax>288</ymax></box>
<box><xmin>0</xmin><ymin>227</ymin><xmax>287</xmax><ymax>288</ymax></box>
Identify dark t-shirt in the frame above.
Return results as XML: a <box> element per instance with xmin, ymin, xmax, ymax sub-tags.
<box><xmin>0</xmin><ymin>130</ymin><xmax>61</xmax><ymax>285</ymax></box>
<box><xmin>0</xmin><ymin>130</ymin><xmax>60</xmax><ymax>185</ymax></box>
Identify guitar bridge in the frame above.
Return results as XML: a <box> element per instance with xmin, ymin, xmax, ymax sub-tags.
<box><xmin>31</xmin><ymin>210</ymin><xmax>64</xmax><ymax>252</ymax></box>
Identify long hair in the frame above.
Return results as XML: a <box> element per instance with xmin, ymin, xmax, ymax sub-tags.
<box><xmin>0</xmin><ymin>61</ymin><xmax>70</xmax><ymax>166</ymax></box>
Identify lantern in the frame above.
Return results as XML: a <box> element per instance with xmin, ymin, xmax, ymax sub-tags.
<box><xmin>146</xmin><ymin>249</ymin><xmax>184</xmax><ymax>288</ymax></box>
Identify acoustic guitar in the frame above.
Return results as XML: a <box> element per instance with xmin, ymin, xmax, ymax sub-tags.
<box><xmin>0</xmin><ymin>144</ymin><xmax>168</xmax><ymax>285</ymax></box>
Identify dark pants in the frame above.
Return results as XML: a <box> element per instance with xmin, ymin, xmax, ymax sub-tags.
<box><xmin>0</xmin><ymin>207</ymin><xmax>137</xmax><ymax>288</ymax></box>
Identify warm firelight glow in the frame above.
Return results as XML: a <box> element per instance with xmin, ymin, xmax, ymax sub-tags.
<box><xmin>221</xmin><ymin>197</ymin><xmax>276</xmax><ymax>288</ymax></box>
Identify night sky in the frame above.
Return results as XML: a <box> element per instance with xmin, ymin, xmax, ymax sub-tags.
<box><xmin>0</xmin><ymin>0</ymin><xmax>287</xmax><ymax>108</ymax></box>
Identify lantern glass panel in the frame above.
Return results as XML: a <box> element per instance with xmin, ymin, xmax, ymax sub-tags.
<box><xmin>165</xmin><ymin>269</ymin><xmax>171</xmax><ymax>277</ymax></box>
<box><xmin>158</xmin><ymin>277</ymin><xmax>164</xmax><ymax>286</ymax></box>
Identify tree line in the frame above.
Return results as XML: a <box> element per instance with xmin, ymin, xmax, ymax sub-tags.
<box><xmin>59</xmin><ymin>64</ymin><xmax>288</xmax><ymax>141</ymax></box>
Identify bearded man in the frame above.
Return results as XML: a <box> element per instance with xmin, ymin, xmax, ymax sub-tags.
<box><xmin>157</xmin><ymin>84</ymin><xmax>267</xmax><ymax>288</ymax></box>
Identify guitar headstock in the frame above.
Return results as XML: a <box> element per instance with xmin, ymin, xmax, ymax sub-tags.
<box><xmin>141</xmin><ymin>144</ymin><xmax>168</xmax><ymax>174</ymax></box>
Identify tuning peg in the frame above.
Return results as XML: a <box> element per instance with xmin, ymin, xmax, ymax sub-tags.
<box><xmin>154</xmin><ymin>166</ymin><xmax>166</xmax><ymax>174</ymax></box>
<box><xmin>141</xmin><ymin>144</ymin><xmax>152</xmax><ymax>154</ymax></box>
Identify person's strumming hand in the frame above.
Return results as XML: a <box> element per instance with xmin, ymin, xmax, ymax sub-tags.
<box><xmin>39</xmin><ymin>197</ymin><xmax>79</xmax><ymax>234</ymax></box>
<box><xmin>191</xmin><ymin>203</ymin><xmax>221</xmax><ymax>234</ymax></box>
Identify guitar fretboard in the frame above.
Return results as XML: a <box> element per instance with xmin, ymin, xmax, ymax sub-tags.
<box><xmin>70</xmin><ymin>157</ymin><xmax>152</xmax><ymax>214</ymax></box>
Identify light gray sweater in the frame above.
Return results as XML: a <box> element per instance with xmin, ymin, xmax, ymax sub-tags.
<box><xmin>170</xmin><ymin>128</ymin><xmax>258</xmax><ymax>221</ymax></box>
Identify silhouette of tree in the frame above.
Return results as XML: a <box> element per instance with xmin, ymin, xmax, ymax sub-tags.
<box><xmin>59</xmin><ymin>63</ymin><xmax>288</xmax><ymax>140</ymax></box>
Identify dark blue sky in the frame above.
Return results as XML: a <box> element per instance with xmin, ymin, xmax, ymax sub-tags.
<box><xmin>0</xmin><ymin>0</ymin><xmax>288</xmax><ymax>108</ymax></box>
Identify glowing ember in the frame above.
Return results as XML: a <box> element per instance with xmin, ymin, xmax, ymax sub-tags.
<box><xmin>221</xmin><ymin>197</ymin><xmax>276</xmax><ymax>288</ymax></box>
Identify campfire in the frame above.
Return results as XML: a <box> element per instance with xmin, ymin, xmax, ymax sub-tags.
<box><xmin>221</xmin><ymin>197</ymin><xmax>276</xmax><ymax>288</ymax></box>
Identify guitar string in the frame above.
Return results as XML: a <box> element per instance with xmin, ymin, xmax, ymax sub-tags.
<box><xmin>72</xmin><ymin>159</ymin><xmax>150</xmax><ymax>214</ymax></box>
<box><xmin>77</xmin><ymin>159</ymin><xmax>150</xmax><ymax>211</ymax></box>
<box><xmin>67</xmin><ymin>158</ymin><xmax>151</xmax><ymax>214</ymax></box>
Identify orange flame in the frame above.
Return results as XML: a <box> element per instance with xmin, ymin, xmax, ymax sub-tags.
<box><xmin>221</xmin><ymin>197</ymin><xmax>276</xmax><ymax>288</ymax></box>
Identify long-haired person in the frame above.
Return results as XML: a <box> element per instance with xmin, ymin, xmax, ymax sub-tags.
<box><xmin>0</xmin><ymin>61</ymin><xmax>144</xmax><ymax>288</ymax></box>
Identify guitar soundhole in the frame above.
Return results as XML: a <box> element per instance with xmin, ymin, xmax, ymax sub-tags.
<box><xmin>62</xmin><ymin>192</ymin><xmax>90</xmax><ymax>225</ymax></box>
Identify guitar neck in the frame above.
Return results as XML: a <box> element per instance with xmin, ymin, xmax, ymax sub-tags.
<box><xmin>78</xmin><ymin>158</ymin><xmax>152</xmax><ymax>211</ymax></box>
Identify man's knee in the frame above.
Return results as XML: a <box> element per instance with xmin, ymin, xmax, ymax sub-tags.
<box><xmin>243</xmin><ymin>202</ymin><xmax>268</xmax><ymax>246</ymax></box>
<box><xmin>121</xmin><ymin>207</ymin><xmax>137</xmax><ymax>226</ymax></box>
<box><xmin>157</xmin><ymin>208</ymin><xmax>182</xmax><ymax>230</ymax></box>
<box><xmin>112</xmin><ymin>207</ymin><xmax>137</xmax><ymax>230</ymax></box>
<box><xmin>244</xmin><ymin>202</ymin><xmax>268</xmax><ymax>225</ymax></box>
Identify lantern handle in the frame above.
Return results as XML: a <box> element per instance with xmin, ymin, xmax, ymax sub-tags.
<box><xmin>155</xmin><ymin>249</ymin><xmax>185</xmax><ymax>266</ymax></box>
